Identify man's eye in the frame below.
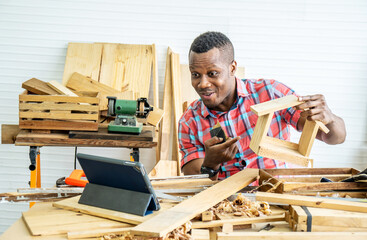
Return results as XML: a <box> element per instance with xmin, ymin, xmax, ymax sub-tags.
<box><xmin>191</xmin><ymin>72</ymin><xmax>200</xmax><ymax>78</ymax></box>
<box><xmin>208</xmin><ymin>71</ymin><xmax>218</xmax><ymax>77</ymax></box>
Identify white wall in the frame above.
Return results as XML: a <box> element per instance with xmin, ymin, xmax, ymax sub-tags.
<box><xmin>0</xmin><ymin>0</ymin><xmax>366</xmax><ymax>234</ymax></box>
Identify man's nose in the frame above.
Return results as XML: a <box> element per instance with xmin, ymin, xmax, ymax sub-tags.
<box><xmin>198</xmin><ymin>76</ymin><xmax>211</xmax><ymax>89</ymax></box>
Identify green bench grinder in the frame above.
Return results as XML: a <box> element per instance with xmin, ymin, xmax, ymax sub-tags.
<box><xmin>107</xmin><ymin>96</ymin><xmax>153</xmax><ymax>134</ymax></box>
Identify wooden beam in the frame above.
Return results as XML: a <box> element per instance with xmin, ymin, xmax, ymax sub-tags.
<box><xmin>217</xmin><ymin>232</ymin><xmax>367</xmax><ymax>240</ymax></box>
<box><xmin>256</xmin><ymin>192</ymin><xmax>367</xmax><ymax>213</ymax></box>
<box><xmin>130</xmin><ymin>169</ymin><xmax>259</xmax><ymax>237</ymax></box>
<box><xmin>152</xmin><ymin>44</ymin><xmax>159</xmax><ymax>108</ymax></box>
<box><xmin>249</xmin><ymin>113</ymin><xmax>273</xmax><ymax>153</ymax></box>
<box><xmin>298</xmin><ymin>119</ymin><xmax>319</xmax><ymax>157</ymax></box>
<box><xmin>250</xmin><ymin>95</ymin><xmax>302</xmax><ymax>116</ymax></box>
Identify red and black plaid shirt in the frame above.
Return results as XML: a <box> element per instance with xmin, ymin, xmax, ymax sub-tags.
<box><xmin>178</xmin><ymin>78</ymin><xmax>301</xmax><ymax>179</ymax></box>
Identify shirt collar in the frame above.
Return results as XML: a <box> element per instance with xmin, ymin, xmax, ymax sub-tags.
<box><xmin>200</xmin><ymin>77</ymin><xmax>249</xmax><ymax>118</ymax></box>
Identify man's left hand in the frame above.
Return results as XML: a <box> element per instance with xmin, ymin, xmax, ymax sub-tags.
<box><xmin>296</xmin><ymin>94</ymin><xmax>334</xmax><ymax>125</ymax></box>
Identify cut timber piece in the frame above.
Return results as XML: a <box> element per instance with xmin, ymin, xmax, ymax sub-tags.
<box><xmin>1</xmin><ymin>124</ymin><xmax>20</xmax><ymax>144</ymax></box>
<box><xmin>47</xmin><ymin>81</ymin><xmax>79</xmax><ymax>97</ymax></box>
<box><xmin>281</xmin><ymin>181</ymin><xmax>367</xmax><ymax>192</ymax></box>
<box><xmin>298</xmin><ymin>120</ymin><xmax>318</xmax><ymax>157</ymax></box>
<box><xmin>222</xmin><ymin>223</ymin><xmax>233</xmax><ymax>233</ymax></box>
<box><xmin>217</xmin><ymin>232</ymin><xmax>367</xmax><ymax>240</ymax></box>
<box><xmin>201</xmin><ymin>211</ymin><xmax>214</xmax><ymax>222</ymax></box>
<box><xmin>249</xmin><ymin>113</ymin><xmax>273</xmax><ymax>153</ymax></box>
<box><xmin>148</xmin><ymin>160</ymin><xmax>177</xmax><ymax>178</ymax></box>
<box><xmin>191</xmin><ymin>229</ymin><xmax>210</xmax><ymax>240</ymax></box>
<box><xmin>22</xmin><ymin>78</ymin><xmax>59</xmax><ymax>95</ymax></box>
<box><xmin>159</xmin><ymin>48</ymin><xmax>173</xmax><ymax>162</ymax></box>
<box><xmin>296</xmin><ymin>224</ymin><xmax>367</xmax><ymax>232</ymax></box>
<box><xmin>152</xmin><ymin>44</ymin><xmax>159</xmax><ymax>108</ymax></box>
<box><xmin>53</xmin><ymin>196</ymin><xmax>176</xmax><ymax>225</ymax></box>
<box><xmin>99</xmin><ymin>43</ymin><xmax>153</xmax><ymax>97</ymax></box>
<box><xmin>192</xmin><ymin>215</ymin><xmax>284</xmax><ymax>229</ymax></box>
<box><xmin>171</xmin><ymin>52</ymin><xmax>183</xmax><ymax>175</ymax></box>
<box><xmin>258</xmin><ymin>136</ymin><xmax>310</xmax><ymax>166</ymax></box>
<box><xmin>130</xmin><ymin>169</ymin><xmax>258</xmax><ymax>237</ymax></box>
<box><xmin>62</xmin><ymin>43</ymin><xmax>103</xmax><ymax>85</ymax></box>
<box><xmin>147</xmin><ymin>106</ymin><xmax>164</xmax><ymax>127</ymax></box>
<box><xmin>256</xmin><ymin>192</ymin><xmax>367</xmax><ymax>213</ymax></box>
<box><xmin>22</xmin><ymin>202</ymin><xmax>132</xmax><ymax>236</ymax></box>
<box><xmin>250</xmin><ymin>95</ymin><xmax>302</xmax><ymax>116</ymax></box>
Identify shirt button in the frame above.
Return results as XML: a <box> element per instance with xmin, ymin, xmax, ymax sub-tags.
<box><xmin>241</xmin><ymin>160</ymin><xmax>247</xmax><ymax>167</ymax></box>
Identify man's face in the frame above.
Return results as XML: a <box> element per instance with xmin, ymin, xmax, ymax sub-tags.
<box><xmin>189</xmin><ymin>48</ymin><xmax>237</xmax><ymax>112</ymax></box>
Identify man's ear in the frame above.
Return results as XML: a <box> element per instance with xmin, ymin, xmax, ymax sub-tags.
<box><xmin>230</xmin><ymin>60</ymin><xmax>237</xmax><ymax>76</ymax></box>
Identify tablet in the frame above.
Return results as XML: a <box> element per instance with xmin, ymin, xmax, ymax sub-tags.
<box><xmin>76</xmin><ymin>153</ymin><xmax>160</xmax><ymax>214</ymax></box>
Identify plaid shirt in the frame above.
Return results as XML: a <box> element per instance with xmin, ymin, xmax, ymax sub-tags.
<box><xmin>178</xmin><ymin>78</ymin><xmax>301</xmax><ymax>179</ymax></box>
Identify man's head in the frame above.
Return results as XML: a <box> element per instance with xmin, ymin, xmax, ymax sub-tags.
<box><xmin>189</xmin><ymin>32</ymin><xmax>237</xmax><ymax>112</ymax></box>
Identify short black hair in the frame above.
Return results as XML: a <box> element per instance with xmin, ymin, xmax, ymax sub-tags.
<box><xmin>189</xmin><ymin>31</ymin><xmax>234</xmax><ymax>62</ymax></box>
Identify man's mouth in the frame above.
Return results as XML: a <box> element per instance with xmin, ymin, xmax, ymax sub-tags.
<box><xmin>200</xmin><ymin>92</ymin><xmax>215</xmax><ymax>100</ymax></box>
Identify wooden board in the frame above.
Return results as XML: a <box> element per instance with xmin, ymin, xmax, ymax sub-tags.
<box><xmin>281</xmin><ymin>181</ymin><xmax>367</xmax><ymax>192</ymax></box>
<box><xmin>130</xmin><ymin>169</ymin><xmax>258</xmax><ymax>237</ymax></box>
<box><xmin>68</xmin><ymin>227</ymin><xmax>132</xmax><ymax>239</ymax></box>
<box><xmin>53</xmin><ymin>196</ymin><xmax>175</xmax><ymax>225</ymax></box>
<box><xmin>250</xmin><ymin>95</ymin><xmax>302</xmax><ymax>116</ymax></box>
<box><xmin>22</xmin><ymin>78</ymin><xmax>59</xmax><ymax>95</ymax></box>
<box><xmin>22</xmin><ymin>202</ymin><xmax>132</xmax><ymax>236</ymax></box>
<box><xmin>1</xmin><ymin>124</ymin><xmax>20</xmax><ymax>144</ymax></box>
<box><xmin>256</xmin><ymin>192</ymin><xmax>367</xmax><ymax>213</ymax></box>
<box><xmin>171</xmin><ymin>52</ymin><xmax>183</xmax><ymax>175</ymax></box>
<box><xmin>148</xmin><ymin>160</ymin><xmax>177</xmax><ymax>178</ymax></box>
<box><xmin>62</xmin><ymin>43</ymin><xmax>103</xmax><ymax>85</ymax></box>
<box><xmin>47</xmin><ymin>81</ymin><xmax>79</xmax><ymax>97</ymax></box>
<box><xmin>263</xmin><ymin>168</ymin><xmax>357</xmax><ymax>176</ymax></box>
<box><xmin>159</xmin><ymin>48</ymin><xmax>173</xmax><ymax>162</ymax></box>
<box><xmin>15</xmin><ymin>130</ymin><xmax>157</xmax><ymax>148</ymax></box>
<box><xmin>217</xmin><ymin>232</ymin><xmax>367</xmax><ymax>240</ymax></box>
<box><xmin>146</xmin><ymin>106</ymin><xmax>164</xmax><ymax>127</ymax></box>
<box><xmin>98</xmin><ymin>43</ymin><xmax>153</xmax><ymax>97</ymax></box>
<box><xmin>69</xmin><ymin>127</ymin><xmax>154</xmax><ymax>141</ymax></box>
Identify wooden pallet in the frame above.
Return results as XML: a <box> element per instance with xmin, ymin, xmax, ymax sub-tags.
<box><xmin>19</xmin><ymin>91</ymin><xmax>99</xmax><ymax>131</ymax></box>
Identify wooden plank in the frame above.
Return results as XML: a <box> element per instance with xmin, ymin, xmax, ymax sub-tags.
<box><xmin>53</xmin><ymin>196</ymin><xmax>175</xmax><ymax>225</ymax></box>
<box><xmin>291</xmin><ymin>191</ymin><xmax>367</xmax><ymax>198</ymax></box>
<box><xmin>296</xmin><ymin>224</ymin><xmax>367</xmax><ymax>232</ymax></box>
<box><xmin>159</xmin><ymin>48</ymin><xmax>173</xmax><ymax>161</ymax></box>
<box><xmin>151</xmin><ymin>178</ymin><xmax>216</xmax><ymax>189</ymax></box>
<box><xmin>263</xmin><ymin>168</ymin><xmax>355</xmax><ymax>176</ymax></box>
<box><xmin>19</xmin><ymin>120</ymin><xmax>98</xmax><ymax>131</ymax></box>
<box><xmin>259</xmin><ymin>169</ymin><xmax>282</xmax><ymax>193</ymax></box>
<box><xmin>62</xmin><ymin>43</ymin><xmax>103</xmax><ymax>85</ymax></box>
<box><xmin>22</xmin><ymin>202</ymin><xmax>132</xmax><ymax>236</ymax></box>
<box><xmin>67</xmin><ymin>227</ymin><xmax>132</xmax><ymax>239</ymax></box>
<box><xmin>249</xmin><ymin>113</ymin><xmax>273</xmax><ymax>153</ymax></box>
<box><xmin>258</xmin><ymin>137</ymin><xmax>310</xmax><ymax>167</ymax></box>
<box><xmin>256</xmin><ymin>192</ymin><xmax>367</xmax><ymax>213</ymax></box>
<box><xmin>69</xmin><ymin>127</ymin><xmax>153</xmax><ymax>141</ymax></box>
<box><xmin>20</xmin><ymin>94</ymin><xmax>99</xmax><ymax>104</ymax></box>
<box><xmin>99</xmin><ymin>43</ymin><xmax>153</xmax><ymax>97</ymax></box>
<box><xmin>281</xmin><ymin>181</ymin><xmax>367</xmax><ymax>192</ymax></box>
<box><xmin>298</xmin><ymin>119</ymin><xmax>319</xmax><ymax>157</ymax></box>
<box><xmin>264</xmin><ymin>136</ymin><xmax>299</xmax><ymax>150</ymax></box>
<box><xmin>130</xmin><ymin>169</ymin><xmax>258</xmax><ymax>237</ymax></box>
<box><xmin>146</xmin><ymin>106</ymin><xmax>164</xmax><ymax>127</ymax></box>
<box><xmin>19</xmin><ymin>112</ymin><xmax>98</xmax><ymax>121</ymax></box>
<box><xmin>19</xmin><ymin>102</ymin><xmax>99</xmax><ymax>112</ymax></box>
<box><xmin>148</xmin><ymin>160</ymin><xmax>177</xmax><ymax>178</ymax></box>
<box><xmin>22</xmin><ymin>78</ymin><xmax>59</xmax><ymax>95</ymax></box>
<box><xmin>171</xmin><ymin>52</ymin><xmax>183</xmax><ymax>175</ymax></box>
<box><xmin>191</xmin><ymin>229</ymin><xmax>210</xmax><ymax>240</ymax></box>
<box><xmin>217</xmin><ymin>232</ymin><xmax>367</xmax><ymax>240</ymax></box>
<box><xmin>191</xmin><ymin>215</ymin><xmax>284</xmax><ymax>229</ymax></box>
<box><xmin>275</xmin><ymin>176</ymin><xmax>349</xmax><ymax>183</ymax></box>
<box><xmin>47</xmin><ymin>81</ymin><xmax>79</xmax><ymax>97</ymax></box>
<box><xmin>15</xmin><ymin>130</ymin><xmax>157</xmax><ymax>148</ymax></box>
<box><xmin>152</xmin><ymin>44</ymin><xmax>159</xmax><ymax>108</ymax></box>
<box><xmin>250</xmin><ymin>95</ymin><xmax>302</xmax><ymax>116</ymax></box>
<box><xmin>1</xmin><ymin>124</ymin><xmax>20</xmax><ymax>144</ymax></box>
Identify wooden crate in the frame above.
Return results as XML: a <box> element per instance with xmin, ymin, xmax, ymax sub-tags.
<box><xmin>259</xmin><ymin>168</ymin><xmax>367</xmax><ymax>194</ymax></box>
<box><xmin>19</xmin><ymin>91</ymin><xmax>99</xmax><ymax>131</ymax></box>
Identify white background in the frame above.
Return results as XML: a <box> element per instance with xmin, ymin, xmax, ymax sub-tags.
<box><xmin>0</xmin><ymin>0</ymin><xmax>366</xmax><ymax>234</ymax></box>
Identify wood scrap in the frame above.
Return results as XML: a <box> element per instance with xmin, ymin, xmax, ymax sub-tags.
<box><xmin>1</xmin><ymin>124</ymin><xmax>20</xmax><ymax>144</ymax></box>
<box><xmin>47</xmin><ymin>80</ymin><xmax>79</xmax><ymax>97</ymax></box>
<box><xmin>146</xmin><ymin>106</ymin><xmax>164</xmax><ymax>127</ymax></box>
<box><xmin>130</xmin><ymin>169</ymin><xmax>258</xmax><ymax>237</ymax></box>
<box><xmin>22</xmin><ymin>78</ymin><xmax>59</xmax><ymax>95</ymax></box>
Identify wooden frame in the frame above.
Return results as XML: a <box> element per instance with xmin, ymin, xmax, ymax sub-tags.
<box><xmin>249</xmin><ymin>95</ymin><xmax>329</xmax><ymax>167</ymax></box>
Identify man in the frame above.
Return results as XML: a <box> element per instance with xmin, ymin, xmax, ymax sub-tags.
<box><xmin>178</xmin><ymin>31</ymin><xmax>346</xmax><ymax>180</ymax></box>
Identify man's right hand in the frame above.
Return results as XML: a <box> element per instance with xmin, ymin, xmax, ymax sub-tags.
<box><xmin>202</xmin><ymin>136</ymin><xmax>240</xmax><ymax>170</ymax></box>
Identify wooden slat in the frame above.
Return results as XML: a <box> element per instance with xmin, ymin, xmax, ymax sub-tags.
<box><xmin>281</xmin><ymin>181</ymin><xmax>367</xmax><ymax>192</ymax></box>
<box><xmin>99</xmin><ymin>43</ymin><xmax>153</xmax><ymax>97</ymax></box>
<box><xmin>19</xmin><ymin>120</ymin><xmax>98</xmax><ymax>131</ymax></box>
<box><xmin>250</xmin><ymin>95</ymin><xmax>302</xmax><ymax>116</ymax></box>
<box><xmin>152</xmin><ymin>44</ymin><xmax>159</xmax><ymax>108</ymax></box>
<box><xmin>69</xmin><ymin>127</ymin><xmax>153</xmax><ymax>141</ymax></box>
<box><xmin>20</xmin><ymin>94</ymin><xmax>99</xmax><ymax>104</ymax></box>
<box><xmin>62</xmin><ymin>43</ymin><xmax>103</xmax><ymax>85</ymax></box>
<box><xmin>298</xmin><ymin>120</ymin><xmax>319</xmax><ymax>157</ymax></box>
<box><xmin>22</xmin><ymin>78</ymin><xmax>60</xmax><ymax>95</ymax></box>
<box><xmin>47</xmin><ymin>81</ymin><xmax>79</xmax><ymax>97</ymax></box>
<box><xmin>171</xmin><ymin>52</ymin><xmax>183</xmax><ymax>175</ymax></box>
<box><xmin>263</xmin><ymin>168</ymin><xmax>355</xmax><ymax>176</ymax></box>
<box><xmin>191</xmin><ymin>215</ymin><xmax>285</xmax><ymax>229</ymax></box>
<box><xmin>130</xmin><ymin>169</ymin><xmax>258</xmax><ymax>237</ymax></box>
<box><xmin>1</xmin><ymin>124</ymin><xmax>20</xmax><ymax>144</ymax></box>
<box><xmin>19</xmin><ymin>102</ymin><xmax>99</xmax><ymax>111</ymax></box>
<box><xmin>217</xmin><ymin>232</ymin><xmax>367</xmax><ymax>240</ymax></box>
<box><xmin>66</xmin><ymin>72</ymin><xmax>121</xmax><ymax>94</ymax></box>
<box><xmin>159</xmin><ymin>48</ymin><xmax>173</xmax><ymax>161</ymax></box>
<box><xmin>53</xmin><ymin>196</ymin><xmax>175</xmax><ymax>225</ymax></box>
<box><xmin>256</xmin><ymin>192</ymin><xmax>367</xmax><ymax>213</ymax></box>
<box><xmin>19</xmin><ymin>112</ymin><xmax>98</xmax><ymax>121</ymax></box>
<box><xmin>249</xmin><ymin>113</ymin><xmax>273</xmax><ymax>153</ymax></box>
<box><xmin>151</xmin><ymin>178</ymin><xmax>216</xmax><ymax>189</ymax></box>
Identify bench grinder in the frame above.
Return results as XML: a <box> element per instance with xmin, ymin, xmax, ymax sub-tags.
<box><xmin>107</xmin><ymin>96</ymin><xmax>153</xmax><ymax>134</ymax></box>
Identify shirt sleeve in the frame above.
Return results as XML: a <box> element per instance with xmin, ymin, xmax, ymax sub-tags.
<box><xmin>272</xmin><ymin>80</ymin><xmax>302</xmax><ymax>130</ymax></box>
<box><xmin>178</xmin><ymin>116</ymin><xmax>205</xmax><ymax>169</ymax></box>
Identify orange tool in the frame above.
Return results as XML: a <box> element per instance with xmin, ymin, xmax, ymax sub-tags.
<box><xmin>65</xmin><ymin>169</ymin><xmax>88</xmax><ymax>187</ymax></box>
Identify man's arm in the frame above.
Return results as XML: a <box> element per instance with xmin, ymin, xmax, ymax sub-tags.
<box><xmin>296</xmin><ymin>94</ymin><xmax>346</xmax><ymax>144</ymax></box>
